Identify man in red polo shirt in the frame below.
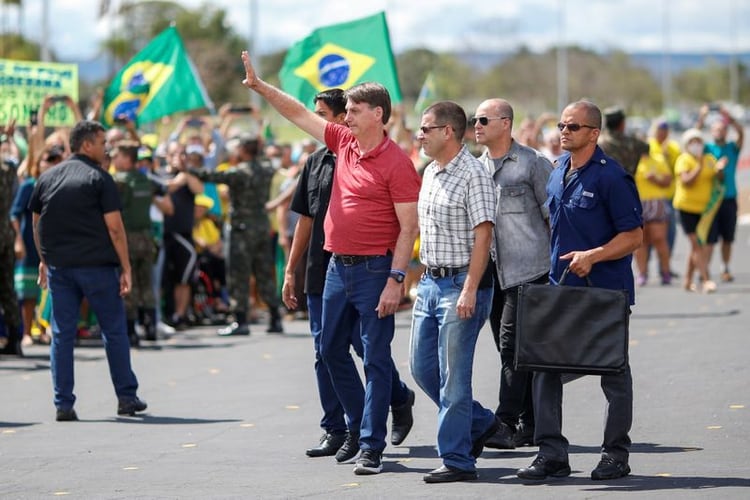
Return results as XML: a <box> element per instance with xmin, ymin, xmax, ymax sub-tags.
<box><xmin>240</xmin><ymin>52</ymin><xmax>420</xmax><ymax>475</ymax></box>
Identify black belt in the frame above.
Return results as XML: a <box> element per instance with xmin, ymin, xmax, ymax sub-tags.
<box><xmin>426</xmin><ymin>265</ymin><xmax>469</xmax><ymax>278</ymax></box>
<box><xmin>333</xmin><ymin>254</ymin><xmax>385</xmax><ymax>266</ymax></box>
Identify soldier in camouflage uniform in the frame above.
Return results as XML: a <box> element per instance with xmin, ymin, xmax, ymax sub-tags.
<box><xmin>190</xmin><ymin>137</ymin><xmax>283</xmax><ymax>336</ymax></box>
<box><xmin>112</xmin><ymin>141</ymin><xmax>173</xmax><ymax>344</ymax></box>
<box><xmin>1</xmin><ymin>128</ymin><xmax>22</xmax><ymax>356</ymax></box>
<box><xmin>598</xmin><ymin>107</ymin><xmax>649</xmax><ymax>177</ymax></box>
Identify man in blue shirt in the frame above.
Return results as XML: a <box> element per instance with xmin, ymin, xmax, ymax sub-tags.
<box><xmin>517</xmin><ymin>101</ymin><xmax>643</xmax><ymax>482</ymax></box>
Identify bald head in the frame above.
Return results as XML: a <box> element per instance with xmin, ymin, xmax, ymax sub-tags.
<box><xmin>564</xmin><ymin>101</ymin><xmax>602</xmax><ymax>130</ymax></box>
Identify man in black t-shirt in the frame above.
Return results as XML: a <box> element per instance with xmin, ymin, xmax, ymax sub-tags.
<box><xmin>162</xmin><ymin>141</ymin><xmax>203</xmax><ymax>329</ymax></box>
<box><xmin>29</xmin><ymin>120</ymin><xmax>147</xmax><ymax>421</ymax></box>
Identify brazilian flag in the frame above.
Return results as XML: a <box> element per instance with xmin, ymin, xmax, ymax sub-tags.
<box><xmin>414</xmin><ymin>71</ymin><xmax>437</xmax><ymax>114</ymax></box>
<box><xmin>102</xmin><ymin>26</ymin><xmax>213</xmax><ymax>127</ymax></box>
<box><xmin>279</xmin><ymin>12</ymin><xmax>402</xmax><ymax>108</ymax></box>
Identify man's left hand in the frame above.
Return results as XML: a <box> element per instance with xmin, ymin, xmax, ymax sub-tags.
<box><xmin>119</xmin><ymin>269</ymin><xmax>132</xmax><ymax>297</ymax></box>
<box><xmin>376</xmin><ymin>280</ymin><xmax>402</xmax><ymax>318</ymax></box>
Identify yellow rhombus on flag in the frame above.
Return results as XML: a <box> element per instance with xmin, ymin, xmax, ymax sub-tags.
<box><xmin>279</xmin><ymin>11</ymin><xmax>402</xmax><ymax>108</ymax></box>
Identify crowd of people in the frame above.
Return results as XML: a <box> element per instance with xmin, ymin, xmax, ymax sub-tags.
<box><xmin>0</xmin><ymin>53</ymin><xmax>745</xmax><ymax>484</ymax></box>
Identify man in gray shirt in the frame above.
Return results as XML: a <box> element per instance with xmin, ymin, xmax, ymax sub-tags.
<box><xmin>472</xmin><ymin>98</ymin><xmax>553</xmax><ymax>449</ymax></box>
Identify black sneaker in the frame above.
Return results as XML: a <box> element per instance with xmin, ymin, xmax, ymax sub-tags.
<box><xmin>306</xmin><ymin>432</ymin><xmax>347</xmax><ymax>458</ymax></box>
<box><xmin>335</xmin><ymin>431</ymin><xmax>360</xmax><ymax>463</ymax></box>
<box><xmin>56</xmin><ymin>408</ymin><xmax>78</xmax><ymax>422</ymax></box>
<box><xmin>591</xmin><ymin>456</ymin><xmax>630</xmax><ymax>480</ymax></box>
<box><xmin>117</xmin><ymin>396</ymin><xmax>148</xmax><ymax>416</ymax></box>
<box><xmin>390</xmin><ymin>388</ymin><xmax>415</xmax><ymax>445</ymax></box>
<box><xmin>217</xmin><ymin>322</ymin><xmax>250</xmax><ymax>336</ymax></box>
<box><xmin>353</xmin><ymin>449</ymin><xmax>382</xmax><ymax>475</ymax></box>
<box><xmin>517</xmin><ymin>455</ymin><xmax>571</xmax><ymax>480</ymax></box>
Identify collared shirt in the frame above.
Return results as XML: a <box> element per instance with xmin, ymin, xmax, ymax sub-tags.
<box><xmin>323</xmin><ymin>122</ymin><xmax>421</xmax><ymax>255</ymax></box>
<box><xmin>419</xmin><ymin>145</ymin><xmax>496</xmax><ymax>267</ymax></box>
<box><xmin>480</xmin><ymin>140</ymin><xmax>553</xmax><ymax>289</ymax></box>
<box><xmin>289</xmin><ymin>146</ymin><xmax>336</xmax><ymax>295</ymax></box>
<box><xmin>547</xmin><ymin>146</ymin><xmax>643</xmax><ymax>305</ymax></box>
<box><xmin>28</xmin><ymin>154</ymin><xmax>122</xmax><ymax>268</ymax></box>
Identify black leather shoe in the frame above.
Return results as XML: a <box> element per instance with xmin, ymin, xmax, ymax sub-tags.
<box><xmin>513</xmin><ymin>422</ymin><xmax>535</xmax><ymax>447</ymax></box>
<box><xmin>391</xmin><ymin>388</ymin><xmax>415</xmax><ymax>445</ymax></box>
<box><xmin>484</xmin><ymin>421</ymin><xmax>516</xmax><ymax>449</ymax></box>
<box><xmin>218</xmin><ymin>322</ymin><xmax>250</xmax><ymax>336</ymax></box>
<box><xmin>266</xmin><ymin>318</ymin><xmax>283</xmax><ymax>334</ymax></box>
<box><xmin>1</xmin><ymin>339</ymin><xmax>24</xmax><ymax>357</ymax></box>
<box><xmin>56</xmin><ymin>408</ymin><xmax>78</xmax><ymax>421</ymax></box>
<box><xmin>591</xmin><ymin>456</ymin><xmax>630</xmax><ymax>480</ymax></box>
<box><xmin>471</xmin><ymin>416</ymin><xmax>501</xmax><ymax>458</ymax></box>
<box><xmin>118</xmin><ymin>396</ymin><xmax>148</xmax><ymax>416</ymax></box>
<box><xmin>306</xmin><ymin>432</ymin><xmax>346</xmax><ymax>457</ymax></box>
<box><xmin>423</xmin><ymin>465</ymin><xmax>478</xmax><ymax>483</ymax></box>
<box><xmin>334</xmin><ymin>431</ymin><xmax>359</xmax><ymax>463</ymax></box>
<box><xmin>517</xmin><ymin>455</ymin><xmax>571</xmax><ymax>480</ymax></box>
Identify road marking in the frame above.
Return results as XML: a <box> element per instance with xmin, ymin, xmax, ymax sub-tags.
<box><xmin>729</xmin><ymin>404</ymin><xmax>745</xmax><ymax>409</ymax></box>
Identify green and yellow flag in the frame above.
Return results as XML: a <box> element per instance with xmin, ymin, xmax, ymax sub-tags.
<box><xmin>102</xmin><ymin>26</ymin><xmax>212</xmax><ymax>127</ymax></box>
<box><xmin>414</xmin><ymin>71</ymin><xmax>437</xmax><ymax>114</ymax></box>
<box><xmin>279</xmin><ymin>12</ymin><xmax>402</xmax><ymax>108</ymax></box>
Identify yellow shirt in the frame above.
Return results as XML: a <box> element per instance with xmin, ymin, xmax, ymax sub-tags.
<box><xmin>635</xmin><ymin>155</ymin><xmax>674</xmax><ymax>201</ymax></box>
<box><xmin>648</xmin><ymin>137</ymin><xmax>681</xmax><ymax>171</ymax></box>
<box><xmin>672</xmin><ymin>153</ymin><xmax>717</xmax><ymax>214</ymax></box>
<box><xmin>193</xmin><ymin>217</ymin><xmax>221</xmax><ymax>251</ymax></box>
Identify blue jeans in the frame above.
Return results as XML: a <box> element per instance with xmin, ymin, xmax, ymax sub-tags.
<box><xmin>409</xmin><ymin>272</ymin><xmax>496</xmax><ymax>471</ymax></box>
<box><xmin>319</xmin><ymin>255</ymin><xmax>400</xmax><ymax>452</ymax></box>
<box><xmin>309</xmin><ymin>293</ymin><xmax>411</xmax><ymax>435</ymax></box>
<box><xmin>47</xmin><ymin>266</ymin><xmax>139</xmax><ymax>410</ymax></box>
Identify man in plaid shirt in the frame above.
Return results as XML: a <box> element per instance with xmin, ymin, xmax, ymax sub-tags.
<box><xmin>409</xmin><ymin>101</ymin><xmax>500</xmax><ymax>483</ymax></box>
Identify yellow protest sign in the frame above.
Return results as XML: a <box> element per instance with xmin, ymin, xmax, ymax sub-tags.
<box><xmin>0</xmin><ymin>58</ymin><xmax>79</xmax><ymax>127</ymax></box>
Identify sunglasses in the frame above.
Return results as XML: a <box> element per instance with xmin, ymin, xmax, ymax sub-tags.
<box><xmin>419</xmin><ymin>125</ymin><xmax>448</xmax><ymax>134</ymax></box>
<box><xmin>557</xmin><ymin>122</ymin><xmax>598</xmax><ymax>132</ymax></box>
<box><xmin>469</xmin><ymin>116</ymin><xmax>510</xmax><ymax>127</ymax></box>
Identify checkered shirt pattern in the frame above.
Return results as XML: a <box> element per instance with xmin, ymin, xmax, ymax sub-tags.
<box><xmin>418</xmin><ymin>145</ymin><xmax>496</xmax><ymax>267</ymax></box>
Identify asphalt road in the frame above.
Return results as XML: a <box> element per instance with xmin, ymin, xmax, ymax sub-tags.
<box><xmin>1</xmin><ymin>223</ymin><xmax>749</xmax><ymax>499</ymax></box>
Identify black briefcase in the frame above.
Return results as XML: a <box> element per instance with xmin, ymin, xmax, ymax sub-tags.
<box><xmin>514</xmin><ymin>268</ymin><xmax>630</xmax><ymax>375</ymax></box>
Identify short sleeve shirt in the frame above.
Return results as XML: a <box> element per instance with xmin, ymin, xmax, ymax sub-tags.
<box><xmin>547</xmin><ymin>147</ymin><xmax>643</xmax><ymax>304</ymax></box>
<box><xmin>28</xmin><ymin>154</ymin><xmax>122</xmax><ymax>268</ymax></box>
<box><xmin>418</xmin><ymin>145</ymin><xmax>495</xmax><ymax>267</ymax></box>
<box><xmin>323</xmin><ymin>122</ymin><xmax>421</xmax><ymax>255</ymax></box>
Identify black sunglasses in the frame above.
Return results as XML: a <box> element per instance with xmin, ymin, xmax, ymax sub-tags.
<box><xmin>557</xmin><ymin>122</ymin><xmax>598</xmax><ymax>132</ymax></box>
<box><xmin>419</xmin><ymin>125</ymin><xmax>448</xmax><ymax>134</ymax></box>
<box><xmin>469</xmin><ymin>116</ymin><xmax>510</xmax><ymax>127</ymax></box>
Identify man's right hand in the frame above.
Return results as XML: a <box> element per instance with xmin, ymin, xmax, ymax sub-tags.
<box><xmin>241</xmin><ymin>51</ymin><xmax>258</xmax><ymax>89</ymax></box>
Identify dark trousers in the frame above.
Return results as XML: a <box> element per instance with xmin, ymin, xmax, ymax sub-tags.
<box><xmin>532</xmin><ymin>367</ymin><xmax>633</xmax><ymax>463</ymax></box>
<box><xmin>489</xmin><ymin>271</ymin><xmax>547</xmax><ymax>427</ymax></box>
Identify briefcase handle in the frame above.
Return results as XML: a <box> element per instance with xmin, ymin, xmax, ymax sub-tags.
<box><xmin>558</xmin><ymin>265</ymin><xmax>594</xmax><ymax>287</ymax></box>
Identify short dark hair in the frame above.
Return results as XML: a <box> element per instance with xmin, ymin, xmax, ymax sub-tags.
<box><xmin>239</xmin><ymin>137</ymin><xmax>260</xmax><ymax>158</ymax></box>
<box><xmin>424</xmin><ymin>101</ymin><xmax>467</xmax><ymax>141</ymax></box>
<box><xmin>111</xmin><ymin>140</ymin><xmax>139</xmax><ymax>164</ymax></box>
<box><xmin>314</xmin><ymin>88</ymin><xmax>347</xmax><ymax>116</ymax></box>
<box><xmin>345</xmin><ymin>82</ymin><xmax>391</xmax><ymax>124</ymax></box>
<box><xmin>69</xmin><ymin>120</ymin><xmax>106</xmax><ymax>153</ymax></box>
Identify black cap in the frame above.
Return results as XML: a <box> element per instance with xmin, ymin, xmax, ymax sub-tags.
<box><xmin>604</xmin><ymin>107</ymin><xmax>625</xmax><ymax>130</ymax></box>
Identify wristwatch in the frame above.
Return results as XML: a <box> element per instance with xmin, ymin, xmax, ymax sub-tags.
<box><xmin>389</xmin><ymin>270</ymin><xmax>405</xmax><ymax>283</ymax></box>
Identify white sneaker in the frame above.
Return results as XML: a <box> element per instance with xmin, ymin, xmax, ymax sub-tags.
<box><xmin>157</xmin><ymin>321</ymin><xmax>176</xmax><ymax>336</ymax></box>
